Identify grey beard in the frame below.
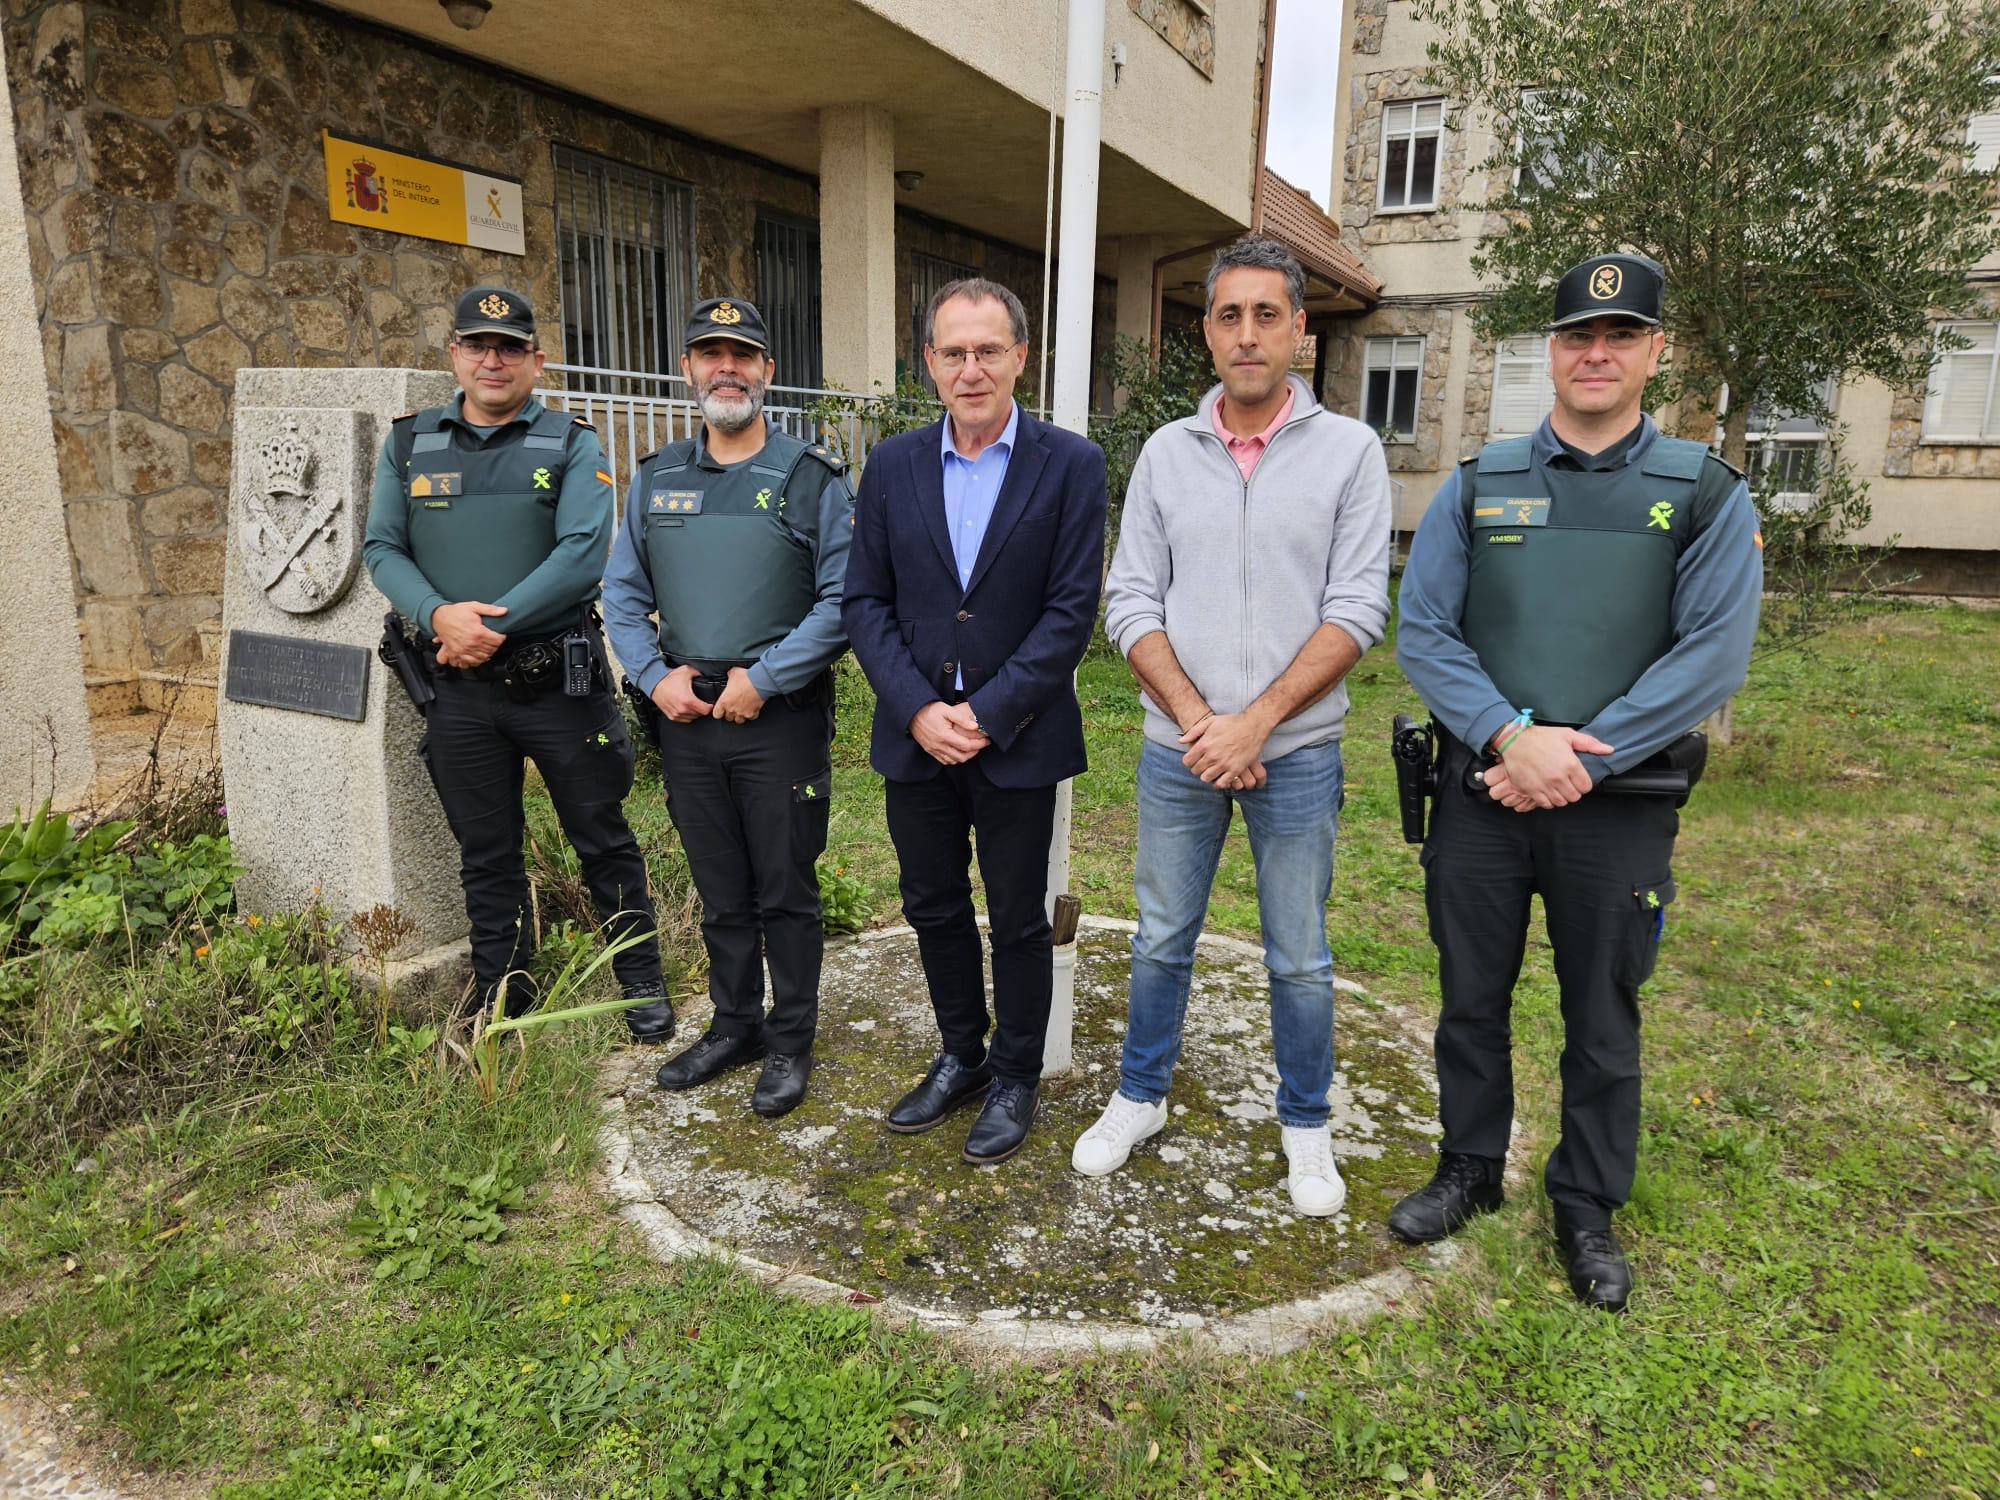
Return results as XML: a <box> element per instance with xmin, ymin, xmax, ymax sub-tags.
<box><xmin>699</xmin><ymin>384</ymin><xmax>763</xmax><ymax>434</ymax></box>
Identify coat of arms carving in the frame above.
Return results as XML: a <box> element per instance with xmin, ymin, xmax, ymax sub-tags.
<box><xmin>238</xmin><ymin>418</ymin><xmax>361</xmax><ymax>613</ymax></box>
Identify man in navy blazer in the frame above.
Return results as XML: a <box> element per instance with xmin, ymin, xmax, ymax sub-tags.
<box><xmin>843</xmin><ymin>277</ymin><xmax>1107</xmax><ymax>1165</ymax></box>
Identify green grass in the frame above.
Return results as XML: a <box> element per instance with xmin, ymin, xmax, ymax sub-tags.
<box><xmin>3</xmin><ymin>601</ymin><xmax>1998</xmax><ymax>1497</ymax></box>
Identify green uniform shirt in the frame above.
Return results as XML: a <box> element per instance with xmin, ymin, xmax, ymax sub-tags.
<box><xmin>361</xmin><ymin>393</ymin><xmax>613</xmax><ymax>639</ymax></box>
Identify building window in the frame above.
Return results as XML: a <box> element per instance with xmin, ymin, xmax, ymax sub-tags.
<box><xmin>1363</xmin><ymin>336</ymin><xmax>1424</xmax><ymax>440</ymax></box>
<box><xmin>1745</xmin><ymin>379</ymin><xmax>1836</xmax><ymax>506</ymax></box>
<box><xmin>1922</xmin><ymin>322</ymin><xmax>2000</xmax><ymax>442</ymax></box>
<box><xmin>1489</xmin><ymin>333</ymin><xmax>1554</xmax><ymax>436</ymax></box>
<box><xmin>552</xmin><ymin>147</ymin><xmax>694</xmax><ymax>389</ymax></box>
<box><xmin>1378</xmin><ymin>99</ymin><xmax>1443</xmax><ymax>210</ymax></box>
<box><xmin>1970</xmin><ymin>111</ymin><xmax>2000</xmax><ymax>172</ymax></box>
<box><xmin>754</xmin><ymin>212</ymin><xmax>824</xmax><ymax>390</ymax></box>
<box><xmin>911</xmin><ymin>251</ymin><xmax>977</xmax><ymax>392</ymax></box>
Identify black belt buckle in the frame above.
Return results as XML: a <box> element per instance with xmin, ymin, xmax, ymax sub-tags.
<box><xmin>690</xmin><ymin>674</ymin><xmax>727</xmax><ymax>706</ymax></box>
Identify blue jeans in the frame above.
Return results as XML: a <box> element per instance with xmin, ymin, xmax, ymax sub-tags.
<box><xmin>1119</xmin><ymin>736</ymin><xmax>1343</xmax><ymax>1128</ymax></box>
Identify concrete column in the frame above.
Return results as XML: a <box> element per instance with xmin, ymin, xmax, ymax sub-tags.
<box><xmin>1114</xmin><ymin>234</ymin><xmax>1162</xmax><ymax>350</ymax></box>
<box><xmin>0</xmin><ymin>52</ymin><xmax>95</xmax><ymax>812</ymax></box>
<box><xmin>1112</xmin><ymin>234</ymin><xmax>1164</xmax><ymax>410</ymax></box>
<box><xmin>817</xmin><ymin>105</ymin><xmax>898</xmax><ymax>394</ymax></box>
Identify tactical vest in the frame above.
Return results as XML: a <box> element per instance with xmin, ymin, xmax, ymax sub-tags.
<box><xmin>393</xmin><ymin>404</ymin><xmax>582</xmax><ymax>612</ymax></box>
<box><xmin>1459</xmin><ymin>434</ymin><xmax>1726</xmax><ymax>725</ymax></box>
<box><xmin>637</xmin><ymin>431</ymin><xmax>840</xmax><ymax>669</ymax></box>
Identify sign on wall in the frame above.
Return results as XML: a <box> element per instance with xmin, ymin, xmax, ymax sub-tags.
<box><xmin>322</xmin><ymin>131</ymin><xmax>525</xmax><ymax>256</ymax></box>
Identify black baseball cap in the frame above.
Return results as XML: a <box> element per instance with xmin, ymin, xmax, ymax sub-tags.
<box><xmin>1549</xmin><ymin>254</ymin><xmax>1664</xmax><ymax>330</ymax></box>
<box><xmin>684</xmin><ymin>296</ymin><xmax>769</xmax><ymax>351</ymax></box>
<box><xmin>453</xmin><ymin>285</ymin><xmax>536</xmax><ymax>342</ymax></box>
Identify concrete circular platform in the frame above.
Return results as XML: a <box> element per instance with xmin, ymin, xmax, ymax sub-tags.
<box><xmin>600</xmin><ymin>918</ymin><xmax>1452</xmax><ymax>1354</ymax></box>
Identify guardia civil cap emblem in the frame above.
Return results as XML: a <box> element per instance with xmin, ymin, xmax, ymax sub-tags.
<box><xmin>1589</xmin><ymin>264</ymin><xmax>1623</xmax><ymax>301</ymax></box>
<box><xmin>709</xmin><ymin>301</ymin><xmax>743</xmax><ymax>325</ymax></box>
<box><xmin>479</xmin><ymin>293</ymin><xmax>511</xmax><ymax>318</ymax></box>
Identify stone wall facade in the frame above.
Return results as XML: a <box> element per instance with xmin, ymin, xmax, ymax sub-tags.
<box><xmin>1884</xmin><ymin>287</ymin><xmax>2000</xmax><ymax>479</ymax></box>
<box><xmin>1318</xmin><ymin>302</ymin><xmax>1456</xmax><ymax>473</ymax></box>
<box><xmin>8</xmin><ymin>0</ymin><xmax>1084</xmax><ymax>695</ymax></box>
<box><xmin>1128</xmin><ymin>0</ymin><xmax>1215</xmax><ymax>79</ymax></box>
<box><xmin>1339</xmin><ymin>69</ymin><xmax>1475</xmax><ymax>249</ymax></box>
<box><xmin>1350</xmin><ymin>0</ymin><xmax>1387</xmax><ymax>56</ymax></box>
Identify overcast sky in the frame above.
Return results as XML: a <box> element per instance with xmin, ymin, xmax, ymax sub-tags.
<box><xmin>1265</xmin><ymin>0</ymin><xmax>1343</xmax><ymax>209</ymax></box>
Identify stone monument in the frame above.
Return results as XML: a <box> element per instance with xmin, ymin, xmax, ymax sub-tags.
<box><xmin>219</xmin><ymin>368</ymin><xmax>464</xmax><ymax>956</ymax></box>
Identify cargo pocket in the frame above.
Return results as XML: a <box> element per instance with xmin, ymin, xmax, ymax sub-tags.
<box><xmin>1629</xmin><ymin>874</ymin><xmax>1676</xmax><ymax>986</ymax></box>
<box><xmin>792</xmin><ymin>766</ymin><xmax>832</xmax><ymax>865</ymax></box>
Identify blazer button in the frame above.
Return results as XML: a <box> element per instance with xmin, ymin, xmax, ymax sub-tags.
<box><xmin>955</xmin><ymin>610</ymin><xmax>970</xmax><ymax>621</ymax></box>
<box><xmin>942</xmin><ymin>661</ymin><xmax>955</xmax><ymax>674</ymax></box>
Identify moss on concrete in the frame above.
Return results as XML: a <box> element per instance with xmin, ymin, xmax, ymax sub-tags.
<box><xmin>610</xmin><ymin>924</ymin><xmax>1440</xmax><ymax>1329</ymax></box>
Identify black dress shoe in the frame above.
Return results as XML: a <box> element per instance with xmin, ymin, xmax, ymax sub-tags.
<box><xmin>1387</xmin><ymin>1151</ymin><xmax>1505</xmax><ymax>1243</ymax></box>
<box><xmin>962</xmin><ymin>1080</ymin><xmax>1037</xmax><ymax>1164</ymax></box>
<box><xmin>752</xmin><ymin>1050</ymin><xmax>813</xmax><ymax>1118</ymax></box>
<box><xmin>622</xmin><ymin>994</ymin><xmax>677</xmax><ymax>1045</ymax></box>
<box><xmin>654</xmin><ymin>1028</ymin><xmax>766</xmax><ymax>1091</ymax></box>
<box><xmin>886</xmin><ymin>1052</ymin><xmax>993</xmax><ymax>1133</ymax></box>
<box><xmin>1555</xmin><ymin>1220</ymin><xmax>1633</xmax><ymax>1313</ymax></box>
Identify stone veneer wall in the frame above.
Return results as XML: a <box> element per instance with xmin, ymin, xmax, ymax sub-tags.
<box><xmin>1319</xmin><ymin>303</ymin><xmax>1456</xmax><ymax>473</ymax></box>
<box><xmin>5</xmin><ymin>0</ymin><xmax>826</xmax><ymax>686</ymax></box>
<box><xmin>1338</xmin><ymin>69</ymin><xmax>1475</xmax><ymax>250</ymax></box>
<box><xmin>1128</xmin><ymin>0</ymin><xmax>1215</xmax><ymax>78</ymax></box>
<box><xmin>1884</xmin><ymin>286</ymin><xmax>2000</xmax><ymax>479</ymax></box>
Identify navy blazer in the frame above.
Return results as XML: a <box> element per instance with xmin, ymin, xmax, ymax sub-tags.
<box><xmin>843</xmin><ymin>407</ymin><xmax>1107</xmax><ymax>788</ymax></box>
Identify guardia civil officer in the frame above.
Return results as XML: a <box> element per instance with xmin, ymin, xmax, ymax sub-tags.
<box><xmin>1391</xmin><ymin>254</ymin><xmax>1762</xmax><ymax>1311</ymax></box>
<box><xmin>602</xmin><ymin>297</ymin><xmax>853</xmax><ymax>1119</ymax></box>
<box><xmin>362</xmin><ymin>286</ymin><xmax>674</xmax><ymax>1044</ymax></box>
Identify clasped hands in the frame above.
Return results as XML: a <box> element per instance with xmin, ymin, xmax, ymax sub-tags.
<box><xmin>430</xmin><ymin>600</ymin><xmax>508</xmax><ymax>668</ymax></box>
<box><xmin>1179</xmin><ymin>709</ymin><xmax>1269</xmax><ymax>790</ymax></box>
<box><xmin>1480</xmin><ymin>725</ymin><xmax>1615</xmax><ymax>811</ymax></box>
<box><xmin>650</xmin><ymin>664</ymin><xmax>764</xmax><ymax>725</ymax></box>
<box><xmin>910</xmin><ymin>700</ymin><xmax>990</xmax><ymax>765</ymax></box>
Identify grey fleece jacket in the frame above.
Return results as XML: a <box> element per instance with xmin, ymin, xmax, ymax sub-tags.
<box><xmin>1104</xmin><ymin>375</ymin><xmax>1392</xmax><ymax>763</ymax></box>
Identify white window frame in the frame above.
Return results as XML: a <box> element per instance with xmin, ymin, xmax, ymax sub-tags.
<box><xmin>1726</xmin><ymin>377</ymin><xmax>1837</xmax><ymax>511</ymax></box>
<box><xmin>1489</xmin><ymin>333</ymin><xmax>1555</xmax><ymax>437</ymax></box>
<box><xmin>1970</xmin><ymin>110</ymin><xmax>2000</xmax><ymax>172</ymax></box>
<box><xmin>1377</xmin><ymin>99</ymin><xmax>1444</xmax><ymax>212</ymax></box>
<box><xmin>1922</xmin><ymin>321</ymin><xmax>2000</xmax><ymax>443</ymax></box>
<box><xmin>1363</xmin><ymin>336</ymin><xmax>1425</xmax><ymax>442</ymax></box>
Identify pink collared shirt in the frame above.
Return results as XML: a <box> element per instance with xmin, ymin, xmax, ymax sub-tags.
<box><xmin>1211</xmin><ymin>389</ymin><xmax>1295</xmax><ymax>481</ymax></box>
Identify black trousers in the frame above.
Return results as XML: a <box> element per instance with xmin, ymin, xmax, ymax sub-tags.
<box><xmin>1421</xmin><ymin>741</ymin><xmax>1679</xmax><ymax>1229</ymax></box>
<box><xmin>883</xmin><ymin>761</ymin><xmax>1057</xmax><ymax>1087</ymax></box>
<box><xmin>656</xmin><ymin>699</ymin><xmax>830</xmax><ymax>1054</ymax></box>
<box><xmin>421</xmin><ymin>673</ymin><xmax>662</xmax><ymax>1007</ymax></box>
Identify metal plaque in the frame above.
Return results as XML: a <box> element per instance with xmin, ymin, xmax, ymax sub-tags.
<box><xmin>224</xmin><ymin>630</ymin><xmax>370</xmax><ymax>721</ymax></box>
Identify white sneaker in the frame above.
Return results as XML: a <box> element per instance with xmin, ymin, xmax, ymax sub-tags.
<box><xmin>1070</xmin><ymin>1092</ymin><xmax>1169</xmax><ymax>1177</ymax></box>
<box><xmin>1281</xmin><ymin>1125</ymin><xmax>1347</xmax><ymax>1217</ymax></box>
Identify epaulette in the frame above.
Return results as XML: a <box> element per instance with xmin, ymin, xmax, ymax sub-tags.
<box><xmin>802</xmin><ymin>442</ymin><xmax>849</xmax><ymax>475</ymax></box>
<box><xmin>1706</xmin><ymin>451</ymin><xmax>1746</xmax><ymax>481</ymax></box>
<box><xmin>570</xmin><ymin>416</ymin><xmax>596</xmax><ymax>431</ymax></box>
<box><xmin>393</xmin><ymin>410</ymin><xmax>418</xmax><ymax>422</ymax></box>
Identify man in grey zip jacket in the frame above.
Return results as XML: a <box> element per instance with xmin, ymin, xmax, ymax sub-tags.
<box><xmin>1070</xmin><ymin>235</ymin><xmax>1392</xmax><ymax>1217</ymax></box>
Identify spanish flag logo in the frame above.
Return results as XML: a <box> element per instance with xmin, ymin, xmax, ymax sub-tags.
<box><xmin>595</xmin><ymin>469</ymin><xmax>614</xmax><ymax>486</ymax></box>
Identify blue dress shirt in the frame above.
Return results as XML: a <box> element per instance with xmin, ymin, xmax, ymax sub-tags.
<box><xmin>940</xmin><ymin>401</ymin><xmax>1018</xmax><ymax>688</ymax></box>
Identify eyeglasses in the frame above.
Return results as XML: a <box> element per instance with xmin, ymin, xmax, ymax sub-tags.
<box><xmin>930</xmin><ymin>343</ymin><xmax>1021</xmax><ymax>370</ymax></box>
<box><xmin>454</xmin><ymin>338</ymin><xmax>535</xmax><ymax>365</ymax></box>
<box><xmin>1549</xmin><ymin>326</ymin><xmax>1652</xmax><ymax>352</ymax></box>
